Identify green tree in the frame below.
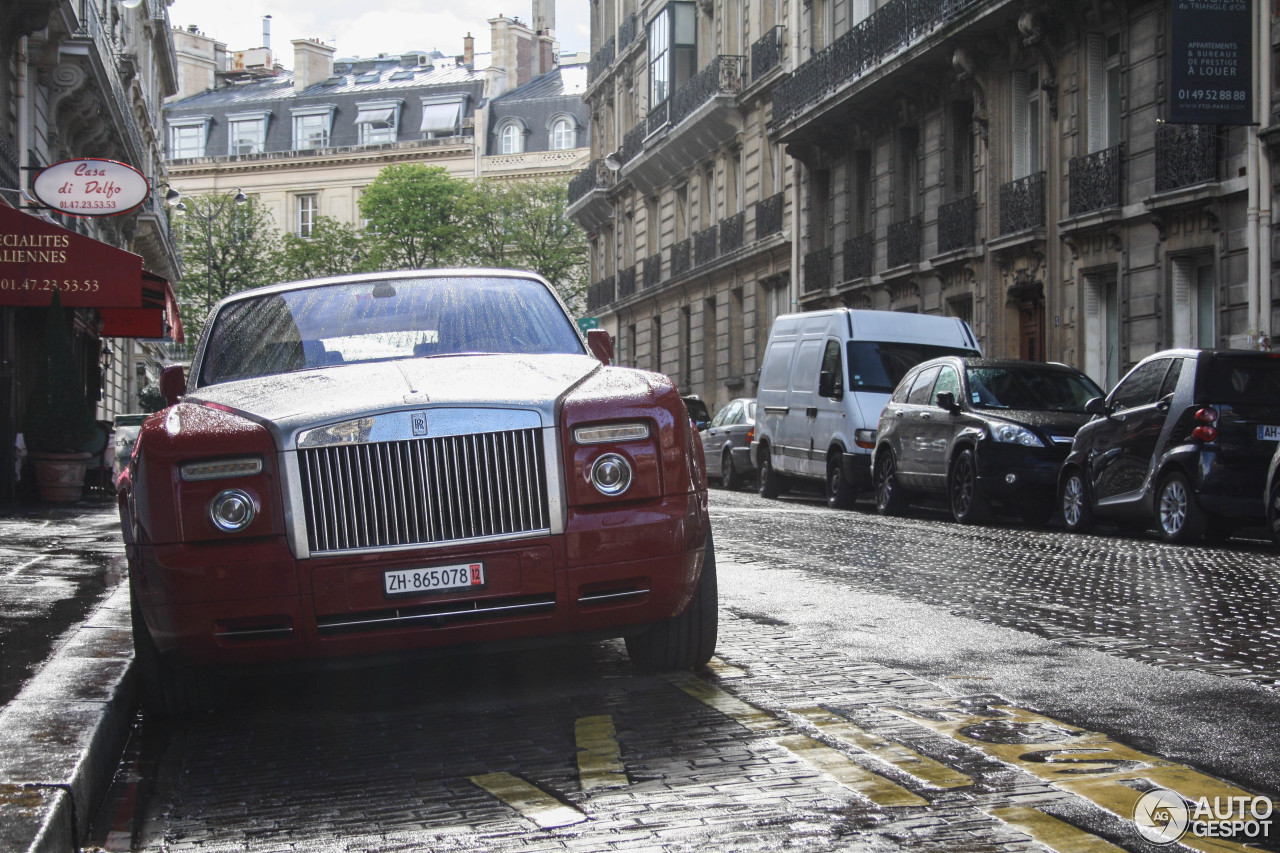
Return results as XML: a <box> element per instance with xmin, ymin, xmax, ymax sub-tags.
<box><xmin>277</xmin><ymin>215</ymin><xmax>376</xmax><ymax>281</ymax></box>
<box><xmin>359</xmin><ymin>164</ymin><xmax>471</xmax><ymax>269</ymax></box>
<box><xmin>174</xmin><ymin>193</ymin><xmax>280</xmax><ymax>342</ymax></box>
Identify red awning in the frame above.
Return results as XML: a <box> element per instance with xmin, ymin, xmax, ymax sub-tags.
<box><xmin>0</xmin><ymin>203</ymin><xmax>144</xmax><ymax>308</ymax></box>
<box><xmin>99</xmin><ymin>271</ymin><xmax>185</xmax><ymax>342</ymax></box>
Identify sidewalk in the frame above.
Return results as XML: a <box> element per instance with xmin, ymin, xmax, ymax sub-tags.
<box><xmin>0</xmin><ymin>499</ymin><xmax>137</xmax><ymax>853</ymax></box>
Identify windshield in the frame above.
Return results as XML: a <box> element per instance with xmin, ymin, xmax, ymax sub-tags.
<box><xmin>966</xmin><ymin>366</ymin><xmax>1103</xmax><ymax>412</ymax></box>
<box><xmin>847</xmin><ymin>342</ymin><xmax>981</xmax><ymax>393</ymax></box>
<box><xmin>198</xmin><ymin>275</ymin><xmax>584</xmax><ymax>386</ymax></box>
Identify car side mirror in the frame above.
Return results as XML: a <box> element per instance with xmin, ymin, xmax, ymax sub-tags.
<box><xmin>818</xmin><ymin>371</ymin><xmax>842</xmax><ymax>400</ymax></box>
<box><xmin>586</xmin><ymin>329</ymin><xmax>613</xmax><ymax>365</ymax></box>
<box><xmin>159</xmin><ymin>364</ymin><xmax>186</xmax><ymax>406</ymax></box>
<box><xmin>935</xmin><ymin>391</ymin><xmax>958</xmax><ymax>413</ymax></box>
<box><xmin>1085</xmin><ymin>396</ymin><xmax>1109</xmax><ymax>417</ymax></box>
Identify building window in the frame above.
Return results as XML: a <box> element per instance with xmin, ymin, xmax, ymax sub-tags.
<box><xmin>227</xmin><ymin>112</ymin><xmax>268</xmax><ymax>155</ymax></box>
<box><xmin>1084</xmin><ymin>271</ymin><xmax>1121</xmax><ymax>388</ymax></box>
<box><xmin>500</xmin><ymin>122</ymin><xmax>524</xmax><ymax>154</ymax></box>
<box><xmin>648</xmin><ymin>2</ymin><xmax>696</xmax><ymax>107</ymax></box>
<box><xmin>420</xmin><ymin>95</ymin><xmax>466</xmax><ymax>138</ymax></box>
<box><xmin>897</xmin><ymin>128</ymin><xmax>919</xmax><ymax>217</ymax></box>
<box><xmin>1012</xmin><ymin>71</ymin><xmax>1041</xmax><ymax>179</ymax></box>
<box><xmin>1087</xmin><ymin>33</ymin><xmax>1123</xmax><ymax>153</ymax></box>
<box><xmin>550</xmin><ymin>117</ymin><xmax>576</xmax><ymax>150</ymax></box>
<box><xmin>292</xmin><ymin>108</ymin><xmax>333</xmax><ymax>150</ymax></box>
<box><xmin>355</xmin><ymin>101</ymin><xmax>401</xmax><ymax>145</ymax></box>
<box><xmin>1171</xmin><ymin>256</ymin><xmax>1216</xmax><ymax>348</ymax></box>
<box><xmin>169</xmin><ymin>119</ymin><xmax>209</xmax><ymax>158</ymax></box>
<box><xmin>296</xmin><ymin>194</ymin><xmax>318</xmax><ymax>238</ymax></box>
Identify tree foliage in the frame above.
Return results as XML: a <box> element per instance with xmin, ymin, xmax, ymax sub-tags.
<box><xmin>358</xmin><ymin>163</ymin><xmax>471</xmax><ymax>269</ymax></box>
<box><xmin>277</xmin><ymin>216</ymin><xmax>376</xmax><ymax>282</ymax></box>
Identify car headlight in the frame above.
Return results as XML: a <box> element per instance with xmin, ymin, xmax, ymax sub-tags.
<box><xmin>209</xmin><ymin>489</ymin><xmax>257</xmax><ymax>532</ymax></box>
<box><xmin>987</xmin><ymin>423</ymin><xmax>1044</xmax><ymax>447</ymax></box>
<box><xmin>180</xmin><ymin>457</ymin><xmax>264</xmax><ymax>481</ymax></box>
<box><xmin>588</xmin><ymin>453</ymin><xmax>633</xmax><ymax>496</ymax></box>
<box><xmin>574</xmin><ymin>422</ymin><xmax>650</xmax><ymax>444</ymax></box>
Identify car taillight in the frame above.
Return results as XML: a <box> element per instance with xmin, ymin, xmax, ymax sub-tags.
<box><xmin>1192</xmin><ymin>407</ymin><xmax>1218</xmax><ymax>443</ymax></box>
<box><xmin>1192</xmin><ymin>425</ymin><xmax>1218</xmax><ymax>442</ymax></box>
<box><xmin>1195</xmin><ymin>407</ymin><xmax>1219</xmax><ymax>424</ymax></box>
<box><xmin>746</xmin><ymin>426</ymin><xmax>754</xmax><ymax>443</ymax></box>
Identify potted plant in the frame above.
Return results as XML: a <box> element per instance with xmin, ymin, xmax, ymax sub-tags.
<box><xmin>22</xmin><ymin>291</ymin><xmax>102</xmax><ymax>502</ymax></box>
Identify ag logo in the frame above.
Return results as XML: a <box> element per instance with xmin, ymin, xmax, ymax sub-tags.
<box><xmin>411</xmin><ymin>411</ymin><xmax>429</xmax><ymax>436</ymax></box>
<box><xmin>1133</xmin><ymin>788</ymin><xmax>1189</xmax><ymax>844</ymax></box>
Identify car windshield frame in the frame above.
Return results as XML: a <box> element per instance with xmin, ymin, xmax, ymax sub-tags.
<box><xmin>965</xmin><ymin>365</ymin><xmax>1104</xmax><ymax>413</ymax></box>
<box><xmin>196</xmin><ymin>274</ymin><xmax>586</xmax><ymax>387</ymax></box>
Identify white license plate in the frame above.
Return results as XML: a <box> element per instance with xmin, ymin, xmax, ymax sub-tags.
<box><xmin>1258</xmin><ymin>425</ymin><xmax>1280</xmax><ymax>441</ymax></box>
<box><xmin>384</xmin><ymin>562</ymin><xmax>484</xmax><ymax>596</ymax></box>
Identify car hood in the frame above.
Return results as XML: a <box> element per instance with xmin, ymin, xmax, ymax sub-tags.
<box><xmin>980</xmin><ymin>409</ymin><xmax>1092</xmax><ymax>438</ymax></box>
<box><xmin>185</xmin><ymin>353</ymin><xmax>601</xmax><ymax>444</ymax></box>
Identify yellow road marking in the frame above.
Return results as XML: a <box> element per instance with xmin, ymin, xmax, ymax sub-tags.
<box><xmin>575</xmin><ymin>715</ymin><xmax>628</xmax><ymax>791</ymax></box>
<box><xmin>667</xmin><ymin>672</ymin><xmax>784</xmax><ymax>732</ymax></box>
<box><xmin>791</xmin><ymin>707</ymin><xmax>972</xmax><ymax>789</ymax></box>
<box><xmin>707</xmin><ymin>656</ymin><xmax>747</xmax><ymax>679</ymax></box>
<box><xmin>892</xmin><ymin>702</ymin><xmax>1263</xmax><ymax>853</ymax></box>
<box><xmin>988</xmin><ymin>806</ymin><xmax>1128</xmax><ymax>853</ymax></box>
<box><xmin>774</xmin><ymin>734</ymin><xmax>927</xmax><ymax>807</ymax></box>
<box><xmin>469</xmin><ymin>772</ymin><xmax>587</xmax><ymax>828</ymax></box>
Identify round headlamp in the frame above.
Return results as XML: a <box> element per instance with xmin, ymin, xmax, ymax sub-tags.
<box><xmin>209</xmin><ymin>489</ymin><xmax>256</xmax><ymax>532</ymax></box>
<box><xmin>589</xmin><ymin>453</ymin><xmax>633</xmax><ymax>496</ymax></box>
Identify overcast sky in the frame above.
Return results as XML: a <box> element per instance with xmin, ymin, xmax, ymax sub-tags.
<box><xmin>166</xmin><ymin>0</ymin><xmax>591</xmax><ymax>65</ymax></box>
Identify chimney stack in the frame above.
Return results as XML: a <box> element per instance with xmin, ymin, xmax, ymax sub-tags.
<box><xmin>463</xmin><ymin>32</ymin><xmax>474</xmax><ymax>67</ymax></box>
<box><xmin>293</xmin><ymin>38</ymin><xmax>336</xmax><ymax>92</ymax></box>
<box><xmin>262</xmin><ymin>14</ymin><xmax>272</xmax><ymax>50</ymax></box>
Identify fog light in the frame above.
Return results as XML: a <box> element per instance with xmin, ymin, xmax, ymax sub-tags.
<box><xmin>1005</xmin><ymin>473</ymin><xmax>1017</xmax><ymax>485</ymax></box>
<box><xmin>210</xmin><ymin>489</ymin><xmax>256</xmax><ymax>532</ymax></box>
<box><xmin>589</xmin><ymin>453</ymin><xmax>632</xmax><ymax>496</ymax></box>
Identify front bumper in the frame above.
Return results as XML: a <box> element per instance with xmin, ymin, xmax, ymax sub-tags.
<box><xmin>973</xmin><ymin>443</ymin><xmax>1068</xmax><ymax>503</ymax></box>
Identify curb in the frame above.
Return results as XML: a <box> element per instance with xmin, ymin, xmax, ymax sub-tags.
<box><xmin>0</xmin><ymin>584</ymin><xmax>135</xmax><ymax>853</ymax></box>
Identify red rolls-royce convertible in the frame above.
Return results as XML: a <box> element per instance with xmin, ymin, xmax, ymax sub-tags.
<box><xmin>118</xmin><ymin>270</ymin><xmax>716</xmax><ymax>714</ymax></box>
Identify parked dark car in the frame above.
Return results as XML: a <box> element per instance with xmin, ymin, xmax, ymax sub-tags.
<box><xmin>1059</xmin><ymin>349</ymin><xmax>1280</xmax><ymax>543</ymax></box>
<box><xmin>872</xmin><ymin>358</ymin><xmax>1103</xmax><ymax>525</ymax></box>
<box><xmin>683</xmin><ymin>395</ymin><xmax>711</xmax><ymax>431</ymax></box>
<box><xmin>701</xmin><ymin>398</ymin><xmax>757</xmax><ymax>490</ymax></box>
<box><xmin>1266</xmin><ymin>443</ymin><xmax>1280</xmax><ymax>547</ymax></box>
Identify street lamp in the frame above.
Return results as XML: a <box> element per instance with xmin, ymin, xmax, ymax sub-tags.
<box><xmin>166</xmin><ymin>187</ymin><xmax>248</xmax><ymax>315</ymax></box>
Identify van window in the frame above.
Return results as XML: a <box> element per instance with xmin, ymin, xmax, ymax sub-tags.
<box><xmin>906</xmin><ymin>366</ymin><xmax>942</xmax><ymax>405</ymax></box>
<box><xmin>847</xmin><ymin>341</ymin><xmax>981</xmax><ymax>393</ymax></box>
<box><xmin>820</xmin><ymin>340</ymin><xmax>843</xmax><ymax>397</ymax></box>
<box><xmin>760</xmin><ymin>341</ymin><xmax>795</xmax><ymax>391</ymax></box>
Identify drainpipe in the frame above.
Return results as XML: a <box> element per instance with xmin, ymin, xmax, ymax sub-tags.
<box><xmin>17</xmin><ymin>37</ymin><xmax>29</xmax><ymax>196</ymax></box>
<box><xmin>1258</xmin><ymin>3</ymin><xmax>1273</xmax><ymax>350</ymax></box>
<box><xmin>788</xmin><ymin>0</ymin><xmax>802</xmax><ymax>311</ymax></box>
<box><xmin>1247</xmin><ymin>2</ymin><xmax>1266</xmax><ymax>348</ymax></box>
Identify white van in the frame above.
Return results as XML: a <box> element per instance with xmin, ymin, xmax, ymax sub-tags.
<box><xmin>752</xmin><ymin>309</ymin><xmax>980</xmax><ymax>507</ymax></box>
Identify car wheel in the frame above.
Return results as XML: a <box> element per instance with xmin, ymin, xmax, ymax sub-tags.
<box><xmin>1157</xmin><ymin>471</ymin><xmax>1206</xmax><ymax>544</ymax></box>
<box><xmin>625</xmin><ymin>529</ymin><xmax>718</xmax><ymax>671</ymax></box>
<box><xmin>948</xmin><ymin>449</ymin><xmax>991</xmax><ymax>525</ymax></box>
<box><xmin>873</xmin><ymin>449</ymin><xmax>906</xmax><ymax>515</ymax></box>
<box><xmin>131</xmin><ymin>585</ymin><xmax>216</xmax><ymax>716</ymax></box>
<box><xmin>1059</xmin><ymin>468</ymin><xmax>1094</xmax><ymax>533</ymax></box>
<box><xmin>826</xmin><ymin>454</ymin><xmax>855</xmax><ymax>509</ymax></box>
<box><xmin>722</xmin><ymin>448</ymin><xmax>739</xmax><ymax>491</ymax></box>
<box><xmin>757</xmin><ymin>446</ymin><xmax>788</xmax><ymax>499</ymax></box>
<box><xmin>1269</xmin><ymin>480</ymin><xmax>1280</xmax><ymax>547</ymax></box>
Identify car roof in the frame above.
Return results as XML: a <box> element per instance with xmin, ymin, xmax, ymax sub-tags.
<box><xmin>910</xmin><ymin>356</ymin><xmax>1084</xmax><ymax>373</ymax></box>
<box><xmin>217</xmin><ymin>268</ymin><xmax>554</xmax><ymax>305</ymax></box>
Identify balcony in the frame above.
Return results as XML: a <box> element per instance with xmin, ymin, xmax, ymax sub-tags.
<box><xmin>751</xmin><ymin>26</ymin><xmax>785</xmax><ymax>84</ymax></box>
<box><xmin>695</xmin><ymin>225</ymin><xmax>719</xmax><ymax>267</ymax></box>
<box><xmin>615</xmin><ymin>56</ymin><xmax>746</xmax><ymax>195</ymax></box>
<box><xmin>1069</xmin><ymin>144</ymin><xmax>1123</xmax><ymax>216</ymax></box>
<box><xmin>773</xmin><ymin>0</ymin><xmax>986</xmax><ymax>131</ymax></box>
<box><xmin>643</xmin><ymin>252</ymin><xmax>662</xmax><ymax>289</ymax></box>
<box><xmin>843</xmin><ymin>232</ymin><xmax>873</xmax><ymax>280</ymax></box>
<box><xmin>618</xmin><ymin>265</ymin><xmax>637</xmax><ymax>300</ymax></box>
<box><xmin>803</xmin><ymin>247</ymin><xmax>832</xmax><ymax>294</ymax></box>
<box><xmin>588</xmin><ymin>36</ymin><xmax>615</xmax><ymax>84</ymax></box>
<box><xmin>998</xmin><ymin>172</ymin><xmax>1046</xmax><ymax>235</ymax></box>
<box><xmin>720</xmin><ymin>211</ymin><xmax>745</xmax><ymax>255</ymax></box>
<box><xmin>587</xmin><ymin>274</ymin><xmax>616</xmax><ymax>313</ymax></box>
<box><xmin>618</xmin><ymin>13</ymin><xmax>639</xmax><ymax>52</ymax></box>
<box><xmin>1155</xmin><ymin>124</ymin><xmax>1217</xmax><ymax>194</ymax></box>
<box><xmin>887</xmin><ymin>216</ymin><xmax>921</xmax><ymax>269</ymax></box>
<box><xmin>755</xmin><ymin>192</ymin><xmax>785</xmax><ymax>239</ymax></box>
<box><xmin>936</xmin><ymin>196</ymin><xmax>976</xmax><ymax>255</ymax></box>
<box><xmin>566</xmin><ymin>159</ymin><xmax>614</xmax><ymax>231</ymax></box>
<box><xmin>671</xmin><ymin>239</ymin><xmax>692</xmax><ymax>277</ymax></box>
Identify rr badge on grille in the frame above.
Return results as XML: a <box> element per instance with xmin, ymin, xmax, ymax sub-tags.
<box><xmin>411</xmin><ymin>411</ymin><xmax>429</xmax><ymax>436</ymax></box>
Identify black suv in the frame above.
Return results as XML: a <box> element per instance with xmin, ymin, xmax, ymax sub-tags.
<box><xmin>1059</xmin><ymin>349</ymin><xmax>1280</xmax><ymax>543</ymax></box>
<box><xmin>872</xmin><ymin>358</ymin><xmax>1102</xmax><ymax>525</ymax></box>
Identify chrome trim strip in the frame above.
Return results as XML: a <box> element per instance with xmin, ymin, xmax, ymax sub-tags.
<box><xmin>307</xmin><ymin>527</ymin><xmax>552</xmax><ymax>558</ymax></box>
<box><xmin>316</xmin><ymin>598</ymin><xmax>554</xmax><ymax>632</ymax></box>
<box><xmin>213</xmin><ymin>626</ymin><xmax>295</xmax><ymax>639</ymax></box>
<box><xmin>577</xmin><ymin>589</ymin><xmax>649</xmax><ymax>604</ymax></box>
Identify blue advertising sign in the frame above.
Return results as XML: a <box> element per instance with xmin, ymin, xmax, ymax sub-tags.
<box><xmin>1169</xmin><ymin>0</ymin><xmax>1253</xmax><ymax>125</ymax></box>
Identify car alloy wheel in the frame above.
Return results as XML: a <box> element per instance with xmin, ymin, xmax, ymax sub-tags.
<box><xmin>948</xmin><ymin>449</ymin><xmax>991</xmax><ymax>524</ymax></box>
<box><xmin>1157</xmin><ymin>471</ymin><xmax>1205</xmax><ymax>544</ymax></box>
<box><xmin>722</xmin><ymin>448</ymin><xmax>739</xmax><ymax>490</ymax></box>
<box><xmin>873</xmin><ymin>450</ymin><xmax>904</xmax><ymax>515</ymax></box>
<box><xmin>1059</xmin><ymin>469</ymin><xmax>1094</xmax><ymax>533</ymax></box>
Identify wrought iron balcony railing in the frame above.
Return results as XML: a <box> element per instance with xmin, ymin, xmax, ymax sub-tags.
<box><xmin>1155</xmin><ymin>124</ymin><xmax>1218</xmax><ymax>194</ymax></box>
<box><xmin>671</xmin><ymin>238</ymin><xmax>692</xmax><ymax>277</ymax></box>
<box><xmin>588</xmin><ymin>36</ymin><xmax>616</xmax><ymax>84</ymax></box>
<box><xmin>695</xmin><ymin>225</ymin><xmax>719</xmax><ymax>267</ymax></box>
<box><xmin>936</xmin><ymin>196</ymin><xmax>976</xmax><ymax>254</ymax></box>
<box><xmin>618</xmin><ymin>265</ymin><xmax>637</xmax><ymax>299</ymax></box>
<box><xmin>751</xmin><ymin>26</ymin><xmax>785</xmax><ymax>83</ymax></box>
<box><xmin>998</xmin><ymin>171</ymin><xmax>1046</xmax><ymax>235</ymax></box>
<box><xmin>773</xmin><ymin>0</ymin><xmax>983</xmax><ymax>127</ymax></box>
<box><xmin>1069</xmin><ymin>144</ymin><xmax>1123</xmax><ymax>216</ymax></box>
<box><xmin>670</xmin><ymin>55</ymin><xmax>745</xmax><ymax>129</ymax></box>
<box><xmin>568</xmin><ymin>159</ymin><xmax>608</xmax><ymax>206</ymax></box>
<box><xmin>843</xmin><ymin>232</ymin><xmax>873</xmax><ymax>280</ymax></box>
<box><xmin>755</xmin><ymin>192</ymin><xmax>785</xmax><ymax>238</ymax></box>
<box><xmin>0</xmin><ymin>135</ymin><xmax>19</xmax><ymax>206</ymax></box>
<box><xmin>587</xmin><ymin>274</ymin><xmax>616</xmax><ymax>312</ymax></box>
<box><xmin>720</xmin><ymin>211</ymin><xmax>745</xmax><ymax>255</ymax></box>
<box><xmin>643</xmin><ymin>252</ymin><xmax>662</xmax><ymax>289</ymax></box>
<box><xmin>618</xmin><ymin>13</ymin><xmax>639</xmax><ymax>51</ymax></box>
<box><xmin>888</xmin><ymin>216</ymin><xmax>921</xmax><ymax>268</ymax></box>
<box><xmin>647</xmin><ymin>100</ymin><xmax>670</xmax><ymax>137</ymax></box>
<box><xmin>74</xmin><ymin>0</ymin><xmax>148</xmax><ymax>164</ymax></box>
<box><xmin>619</xmin><ymin>121</ymin><xmax>646</xmax><ymax>165</ymax></box>
<box><xmin>804</xmin><ymin>247</ymin><xmax>832</xmax><ymax>294</ymax></box>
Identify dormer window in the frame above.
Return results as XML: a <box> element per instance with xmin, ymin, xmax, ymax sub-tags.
<box><xmin>420</xmin><ymin>94</ymin><xmax>468</xmax><ymax>139</ymax></box>
<box><xmin>355</xmin><ymin>100</ymin><xmax>402</xmax><ymax>145</ymax></box>
<box><xmin>549</xmin><ymin>115</ymin><xmax>578</xmax><ymax>150</ymax></box>
<box><xmin>291</xmin><ymin>105</ymin><xmax>335</xmax><ymax>151</ymax></box>
<box><xmin>497</xmin><ymin>119</ymin><xmax>527</xmax><ymax>154</ymax></box>
<box><xmin>227</xmin><ymin>111</ymin><xmax>270</xmax><ymax>155</ymax></box>
<box><xmin>169</xmin><ymin>116</ymin><xmax>211</xmax><ymax>159</ymax></box>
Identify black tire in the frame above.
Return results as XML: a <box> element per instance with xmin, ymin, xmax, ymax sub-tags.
<box><xmin>1156</xmin><ymin>471</ymin><xmax>1206</xmax><ymax>544</ymax></box>
<box><xmin>826</xmin><ymin>453</ymin><xmax>856</xmax><ymax>509</ymax></box>
<box><xmin>1059</xmin><ymin>468</ymin><xmax>1094</xmax><ymax>533</ymax></box>
<box><xmin>625</xmin><ymin>529</ymin><xmax>718</xmax><ymax>671</ymax></box>
<box><xmin>873</xmin><ymin>449</ymin><xmax>906</xmax><ymax>515</ymax></box>
<box><xmin>757</xmin><ymin>445</ymin><xmax>789</xmax><ymax>499</ymax></box>
<box><xmin>948</xmin><ymin>449</ymin><xmax>991</xmax><ymax>525</ymax></box>
<box><xmin>131</xmin><ymin>585</ymin><xmax>216</xmax><ymax>716</ymax></box>
<box><xmin>721</xmin><ymin>448</ymin><xmax>740</xmax><ymax>491</ymax></box>
<box><xmin>1269</xmin><ymin>480</ymin><xmax>1280</xmax><ymax>548</ymax></box>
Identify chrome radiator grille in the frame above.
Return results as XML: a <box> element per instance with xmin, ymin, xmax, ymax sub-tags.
<box><xmin>298</xmin><ymin>428</ymin><xmax>549</xmax><ymax>553</ymax></box>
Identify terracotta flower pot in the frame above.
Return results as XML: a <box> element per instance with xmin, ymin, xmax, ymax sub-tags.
<box><xmin>31</xmin><ymin>451</ymin><xmax>93</xmax><ymax>503</ymax></box>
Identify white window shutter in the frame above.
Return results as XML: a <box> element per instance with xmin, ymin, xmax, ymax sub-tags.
<box><xmin>1171</xmin><ymin>257</ymin><xmax>1191</xmax><ymax>348</ymax></box>
<box><xmin>1087</xmin><ymin>33</ymin><xmax>1105</xmax><ymax>154</ymax></box>
<box><xmin>1011</xmin><ymin>72</ymin><xmax>1028</xmax><ymax>179</ymax></box>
